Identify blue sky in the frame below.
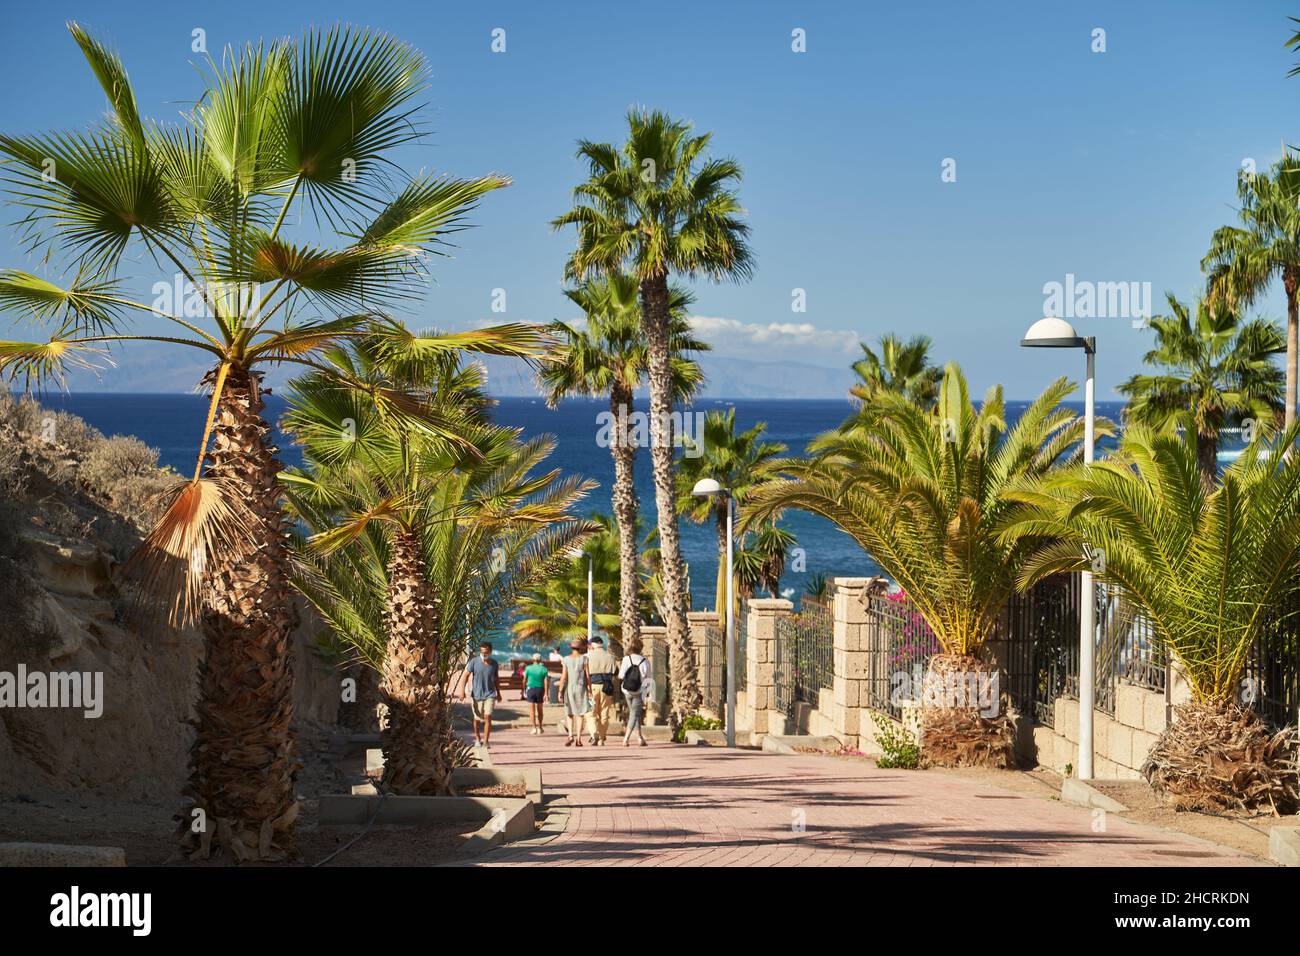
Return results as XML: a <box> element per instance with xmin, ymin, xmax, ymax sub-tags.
<box><xmin>0</xmin><ymin>0</ymin><xmax>1297</xmax><ymax>398</ymax></box>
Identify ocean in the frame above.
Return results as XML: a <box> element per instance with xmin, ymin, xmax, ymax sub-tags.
<box><xmin>28</xmin><ymin>392</ymin><xmax>1162</xmax><ymax>610</ymax></box>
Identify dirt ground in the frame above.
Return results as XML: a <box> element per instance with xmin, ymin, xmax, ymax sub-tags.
<box><xmin>0</xmin><ymin>792</ymin><xmax>483</xmax><ymax>866</ymax></box>
<box><xmin>0</xmin><ymin>726</ymin><xmax>488</xmax><ymax>867</ymax></box>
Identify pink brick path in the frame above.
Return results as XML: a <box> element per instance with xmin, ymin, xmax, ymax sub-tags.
<box><xmin>471</xmin><ymin>731</ymin><xmax>1259</xmax><ymax>867</ymax></box>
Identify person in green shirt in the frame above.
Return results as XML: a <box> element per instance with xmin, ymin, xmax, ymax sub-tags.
<box><xmin>522</xmin><ymin>653</ymin><xmax>551</xmax><ymax>735</ymax></box>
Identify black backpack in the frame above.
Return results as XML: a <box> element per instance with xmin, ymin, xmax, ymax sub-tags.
<box><xmin>621</xmin><ymin>655</ymin><xmax>643</xmax><ymax>693</ymax></box>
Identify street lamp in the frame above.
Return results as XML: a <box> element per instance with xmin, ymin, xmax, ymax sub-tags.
<box><xmin>569</xmin><ymin>546</ymin><xmax>594</xmax><ymax>645</ymax></box>
<box><xmin>1021</xmin><ymin>316</ymin><xmax>1097</xmax><ymax>779</ymax></box>
<box><xmin>691</xmin><ymin>477</ymin><xmax>735</xmax><ymax>748</ymax></box>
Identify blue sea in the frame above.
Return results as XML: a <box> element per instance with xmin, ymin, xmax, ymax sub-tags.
<box><xmin>24</xmin><ymin>392</ymin><xmax>1189</xmax><ymax>611</ymax></box>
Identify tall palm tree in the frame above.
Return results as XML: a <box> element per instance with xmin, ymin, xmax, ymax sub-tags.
<box><xmin>851</xmin><ymin>333</ymin><xmax>942</xmax><ymax>408</ymax></box>
<box><xmin>0</xmin><ymin>25</ymin><xmax>543</xmax><ymax>860</ymax></box>
<box><xmin>552</xmin><ymin>109</ymin><xmax>753</xmax><ymax>725</ymax></box>
<box><xmin>283</xmin><ymin>346</ymin><xmax>594</xmax><ymax>795</ymax></box>
<box><xmin>538</xmin><ymin>272</ymin><xmax>707</xmax><ymax>653</ymax></box>
<box><xmin>1007</xmin><ymin>424</ymin><xmax>1300</xmax><ymax>812</ymax></box>
<box><xmin>676</xmin><ymin>408</ymin><xmax>786</xmax><ymax>615</ymax></box>
<box><xmin>1203</xmin><ymin>154</ymin><xmax>1300</xmax><ymax>431</ymax></box>
<box><xmin>1118</xmin><ymin>294</ymin><xmax>1284</xmax><ymax>482</ymax></box>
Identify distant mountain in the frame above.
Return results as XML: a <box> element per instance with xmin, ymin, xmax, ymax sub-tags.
<box><xmin>54</xmin><ymin>341</ymin><xmax>857</xmax><ymax>400</ymax></box>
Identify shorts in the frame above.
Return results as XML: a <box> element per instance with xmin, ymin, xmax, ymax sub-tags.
<box><xmin>524</xmin><ymin>686</ymin><xmax>544</xmax><ymax>704</ymax></box>
<box><xmin>471</xmin><ymin>697</ymin><xmax>495</xmax><ymax>718</ymax></box>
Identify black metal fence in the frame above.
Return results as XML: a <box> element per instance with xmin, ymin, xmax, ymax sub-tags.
<box><xmin>1243</xmin><ymin>599</ymin><xmax>1300</xmax><ymax>727</ymax></box>
<box><xmin>774</xmin><ymin>598</ymin><xmax>833</xmax><ymax>716</ymax></box>
<box><xmin>862</xmin><ymin>591</ymin><xmax>941</xmax><ymax>720</ymax></box>
<box><xmin>701</xmin><ymin>619</ymin><xmax>724</xmax><ymax>714</ymax></box>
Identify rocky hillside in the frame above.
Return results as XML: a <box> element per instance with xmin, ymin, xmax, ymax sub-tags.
<box><xmin>0</xmin><ymin>393</ymin><xmax>341</xmax><ymax>802</ymax></box>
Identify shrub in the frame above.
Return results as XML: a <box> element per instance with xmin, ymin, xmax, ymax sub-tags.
<box><xmin>81</xmin><ymin>435</ymin><xmax>160</xmax><ymax>496</ymax></box>
<box><xmin>673</xmin><ymin>714</ymin><xmax>723</xmax><ymax>743</ymax></box>
<box><xmin>874</xmin><ymin>720</ymin><xmax>920</xmax><ymax>769</ymax></box>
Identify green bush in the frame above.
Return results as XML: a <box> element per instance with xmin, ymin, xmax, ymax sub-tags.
<box><xmin>673</xmin><ymin>714</ymin><xmax>723</xmax><ymax>743</ymax></box>
<box><xmin>874</xmin><ymin>720</ymin><xmax>920</xmax><ymax>769</ymax></box>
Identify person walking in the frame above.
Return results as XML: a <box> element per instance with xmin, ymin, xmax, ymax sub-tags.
<box><xmin>584</xmin><ymin>635</ymin><xmax>618</xmax><ymax>746</ymax></box>
<box><xmin>559</xmin><ymin>640</ymin><xmax>590</xmax><ymax>746</ymax></box>
<box><xmin>522</xmin><ymin>652</ymin><xmax>550</xmax><ymax>735</ymax></box>
<box><xmin>618</xmin><ymin>638</ymin><xmax>652</xmax><ymax>747</ymax></box>
<box><xmin>456</xmin><ymin>641</ymin><xmax>502</xmax><ymax>749</ymax></box>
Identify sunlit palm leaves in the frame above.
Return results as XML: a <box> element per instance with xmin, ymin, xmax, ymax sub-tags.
<box><xmin>744</xmin><ymin>364</ymin><xmax>1107</xmax><ymax>656</ymax></box>
<box><xmin>1006</xmin><ymin>424</ymin><xmax>1300</xmax><ymax>703</ymax></box>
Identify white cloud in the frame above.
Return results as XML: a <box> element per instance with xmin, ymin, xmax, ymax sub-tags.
<box><xmin>687</xmin><ymin>315</ymin><xmax>861</xmax><ymax>356</ymax></box>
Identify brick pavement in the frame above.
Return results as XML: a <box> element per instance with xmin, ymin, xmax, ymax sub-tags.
<box><xmin>468</xmin><ymin>730</ymin><xmax>1261</xmax><ymax>867</ymax></box>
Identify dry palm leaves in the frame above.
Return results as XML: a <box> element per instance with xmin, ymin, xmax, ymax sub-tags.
<box><xmin>121</xmin><ymin>476</ymin><xmax>258</xmax><ymax>625</ymax></box>
<box><xmin>918</xmin><ymin>654</ymin><xmax>1019</xmax><ymax>769</ymax></box>
<box><xmin>1142</xmin><ymin>700</ymin><xmax>1298</xmax><ymax>815</ymax></box>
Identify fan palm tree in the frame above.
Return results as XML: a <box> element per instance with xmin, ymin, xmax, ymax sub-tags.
<box><xmin>744</xmin><ymin>364</ymin><xmax>1104</xmax><ymax>660</ymax></box>
<box><xmin>1118</xmin><ymin>294</ymin><xmax>1284</xmax><ymax>482</ymax></box>
<box><xmin>851</xmin><ymin>333</ymin><xmax>942</xmax><ymax>408</ymax></box>
<box><xmin>676</xmin><ymin>409</ymin><xmax>786</xmax><ymax>615</ymax></box>
<box><xmin>1203</xmin><ymin>154</ymin><xmax>1300</xmax><ymax>431</ymax></box>
<box><xmin>1006</xmin><ymin>424</ymin><xmax>1300</xmax><ymax>811</ymax></box>
<box><xmin>538</xmin><ymin>272</ymin><xmax>707</xmax><ymax>652</ymax></box>
<box><xmin>283</xmin><ymin>345</ymin><xmax>594</xmax><ymax>795</ymax></box>
<box><xmin>552</xmin><ymin>109</ymin><xmax>753</xmax><ymax>725</ymax></box>
<box><xmin>0</xmin><ymin>25</ymin><xmax>544</xmax><ymax>859</ymax></box>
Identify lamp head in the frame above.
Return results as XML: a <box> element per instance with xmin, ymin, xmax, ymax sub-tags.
<box><xmin>1021</xmin><ymin>317</ymin><xmax>1094</xmax><ymax>352</ymax></box>
<box><xmin>691</xmin><ymin>478</ymin><xmax>724</xmax><ymax>497</ymax></box>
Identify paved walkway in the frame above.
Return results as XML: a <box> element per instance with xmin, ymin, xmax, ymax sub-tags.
<box><xmin>470</xmin><ymin>729</ymin><xmax>1260</xmax><ymax>867</ymax></box>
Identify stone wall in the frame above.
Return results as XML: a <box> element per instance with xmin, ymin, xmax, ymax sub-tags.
<box><xmin>1032</xmin><ymin>683</ymin><xmax>1171</xmax><ymax>780</ymax></box>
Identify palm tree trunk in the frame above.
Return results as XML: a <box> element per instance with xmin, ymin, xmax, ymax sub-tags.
<box><xmin>339</xmin><ymin>662</ymin><xmax>381</xmax><ymax>733</ymax></box>
<box><xmin>181</xmin><ymin>366</ymin><xmax>298</xmax><ymax>862</ymax></box>
<box><xmin>609</xmin><ymin>385</ymin><xmax>641</xmax><ymax>650</ymax></box>
<box><xmin>1197</xmin><ymin>430</ymin><xmax>1219</xmax><ymax>486</ymax></box>
<box><xmin>1287</xmin><ymin>282</ymin><xmax>1298</xmax><ymax>432</ymax></box>
<box><xmin>379</xmin><ymin>529</ymin><xmax>454</xmax><ymax>796</ymax></box>
<box><xmin>640</xmin><ymin>271</ymin><xmax>701</xmax><ymax>722</ymax></box>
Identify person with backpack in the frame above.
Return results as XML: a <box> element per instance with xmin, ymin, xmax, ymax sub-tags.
<box><xmin>618</xmin><ymin>637</ymin><xmax>652</xmax><ymax>747</ymax></box>
<box><xmin>584</xmin><ymin>635</ymin><xmax>618</xmax><ymax>745</ymax></box>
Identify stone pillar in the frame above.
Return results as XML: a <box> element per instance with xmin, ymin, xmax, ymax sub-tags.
<box><xmin>742</xmin><ymin>598</ymin><xmax>793</xmax><ymax>745</ymax></box>
<box><xmin>832</xmin><ymin>577</ymin><xmax>879</xmax><ymax>749</ymax></box>
<box><xmin>639</xmin><ymin>625</ymin><xmax>669</xmax><ymax>725</ymax></box>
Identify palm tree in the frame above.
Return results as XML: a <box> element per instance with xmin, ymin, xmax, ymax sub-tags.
<box><xmin>1007</xmin><ymin>424</ymin><xmax>1300</xmax><ymax>812</ymax></box>
<box><xmin>552</xmin><ymin>109</ymin><xmax>753</xmax><ymax>726</ymax></box>
<box><xmin>1203</xmin><ymin>154</ymin><xmax>1300</xmax><ymax>431</ymax></box>
<box><xmin>512</xmin><ymin>513</ymin><xmax>639</xmax><ymax>650</ymax></box>
<box><xmin>538</xmin><ymin>272</ymin><xmax>707</xmax><ymax>653</ymax></box>
<box><xmin>744</xmin><ymin>365</ymin><xmax>1106</xmax><ymax>765</ymax></box>
<box><xmin>753</xmin><ymin>521</ymin><xmax>797</xmax><ymax>599</ymax></box>
<box><xmin>0</xmin><ymin>25</ymin><xmax>544</xmax><ymax>859</ymax></box>
<box><xmin>676</xmin><ymin>408</ymin><xmax>786</xmax><ymax>615</ymax></box>
<box><xmin>1118</xmin><ymin>294</ymin><xmax>1284</xmax><ymax>482</ymax></box>
<box><xmin>851</xmin><ymin>333</ymin><xmax>942</xmax><ymax>407</ymax></box>
<box><xmin>283</xmin><ymin>346</ymin><xmax>594</xmax><ymax>795</ymax></box>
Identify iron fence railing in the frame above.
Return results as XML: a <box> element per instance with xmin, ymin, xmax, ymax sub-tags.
<box><xmin>701</xmin><ymin>619</ymin><xmax>724</xmax><ymax>714</ymax></box>
<box><xmin>774</xmin><ymin>599</ymin><xmax>833</xmax><ymax>715</ymax></box>
<box><xmin>862</xmin><ymin>590</ymin><xmax>941</xmax><ymax>721</ymax></box>
<box><xmin>1244</xmin><ymin>599</ymin><xmax>1300</xmax><ymax>727</ymax></box>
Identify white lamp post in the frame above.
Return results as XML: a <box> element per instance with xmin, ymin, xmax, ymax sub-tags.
<box><xmin>1021</xmin><ymin>317</ymin><xmax>1097</xmax><ymax>779</ymax></box>
<box><xmin>569</xmin><ymin>547</ymin><xmax>594</xmax><ymax>645</ymax></box>
<box><xmin>691</xmin><ymin>477</ymin><xmax>735</xmax><ymax>748</ymax></box>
